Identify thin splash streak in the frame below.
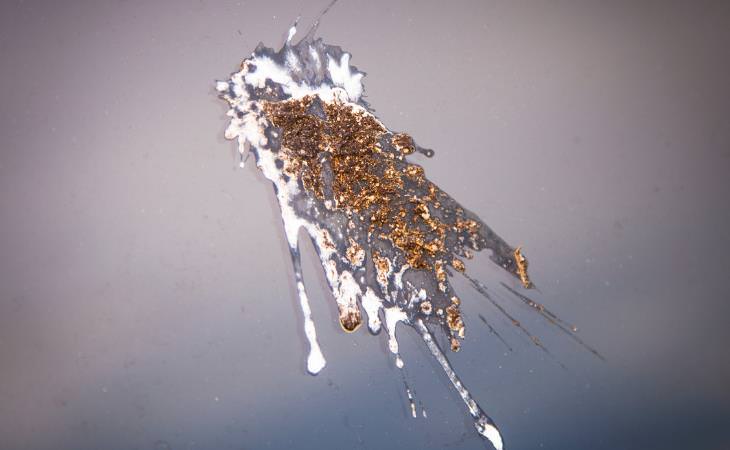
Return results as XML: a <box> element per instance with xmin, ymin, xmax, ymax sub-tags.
<box><xmin>414</xmin><ymin>319</ymin><xmax>504</xmax><ymax>450</ymax></box>
<box><xmin>478</xmin><ymin>313</ymin><xmax>513</xmax><ymax>352</ymax></box>
<box><xmin>465</xmin><ymin>273</ymin><xmax>552</xmax><ymax>355</ymax></box>
<box><xmin>500</xmin><ymin>282</ymin><xmax>605</xmax><ymax>361</ymax></box>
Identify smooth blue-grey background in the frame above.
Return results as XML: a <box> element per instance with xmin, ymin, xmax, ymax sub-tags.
<box><xmin>1</xmin><ymin>1</ymin><xmax>729</xmax><ymax>449</ymax></box>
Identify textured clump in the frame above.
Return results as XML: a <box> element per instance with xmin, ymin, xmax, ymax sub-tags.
<box><xmin>261</xmin><ymin>95</ymin><xmax>526</xmax><ymax>350</ymax></box>
<box><xmin>215</xmin><ymin>22</ymin><xmax>587</xmax><ymax>450</ymax></box>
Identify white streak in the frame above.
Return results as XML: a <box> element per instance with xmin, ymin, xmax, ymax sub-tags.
<box><xmin>384</xmin><ymin>307</ymin><xmax>408</xmax><ymax>355</ymax></box>
<box><xmin>480</xmin><ymin>423</ymin><xmax>504</xmax><ymax>450</ymax></box>
<box><xmin>415</xmin><ymin>319</ymin><xmax>503</xmax><ymax>450</ymax></box>
<box><xmin>361</xmin><ymin>288</ymin><xmax>383</xmax><ymax>333</ymax></box>
<box><xmin>335</xmin><ymin>270</ymin><xmax>362</xmax><ymax>318</ymax></box>
<box><xmin>297</xmin><ymin>281</ymin><xmax>326</xmax><ymax>374</ymax></box>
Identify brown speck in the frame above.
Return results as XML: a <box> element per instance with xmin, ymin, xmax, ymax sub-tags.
<box><xmin>420</xmin><ymin>301</ymin><xmax>432</xmax><ymax>315</ymax></box>
<box><xmin>452</xmin><ymin>258</ymin><xmax>465</xmax><ymax>272</ymax></box>
<box><xmin>391</xmin><ymin>133</ymin><xmax>415</xmax><ymax>155</ymax></box>
<box><xmin>346</xmin><ymin>238</ymin><xmax>365</xmax><ymax>266</ymax></box>
<box><xmin>514</xmin><ymin>246</ymin><xmax>532</xmax><ymax>288</ymax></box>
<box><xmin>450</xmin><ymin>337</ymin><xmax>461</xmax><ymax>352</ymax></box>
<box><xmin>338</xmin><ymin>304</ymin><xmax>362</xmax><ymax>333</ymax></box>
<box><xmin>446</xmin><ymin>304</ymin><xmax>465</xmax><ymax>340</ymax></box>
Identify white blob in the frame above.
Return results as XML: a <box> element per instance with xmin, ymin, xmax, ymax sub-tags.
<box><xmin>336</xmin><ymin>270</ymin><xmax>362</xmax><ymax>316</ymax></box>
<box><xmin>384</xmin><ymin>307</ymin><xmax>408</xmax><ymax>355</ymax></box>
<box><xmin>327</xmin><ymin>53</ymin><xmax>363</xmax><ymax>101</ymax></box>
<box><xmin>215</xmin><ymin>81</ymin><xmax>229</xmax><ymax>92</ymax></box>
<box><xmin>479</xmin><ymin>423</ymin><xmax>504</xmax><ymax>450</ymax></box>
<box><xmin>361</xmin><ymin>288</ymin><xmax>383</xmax><ymax>333</ymax></box>
<box><xmin>286</xmin><ymin>50</ymin><xmax>300</xmax><ymax>71</ymax></box>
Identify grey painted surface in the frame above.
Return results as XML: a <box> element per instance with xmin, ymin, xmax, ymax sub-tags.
<box><xmin>1</xmin><ymin>1</ymin><xmax>729</xmax><ymax>449</ymax></box>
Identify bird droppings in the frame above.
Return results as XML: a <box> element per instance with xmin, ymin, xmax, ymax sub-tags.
<box><xmin>216</xmin><ymin>17</ymin><xmax>597</xmax><ymax>450</ymax></box>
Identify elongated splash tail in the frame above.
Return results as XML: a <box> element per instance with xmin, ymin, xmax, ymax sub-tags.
<box><xmin>414</xmin><ymin>319</ymin><xmax>504</xmax><ymax>450</ymax></box>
